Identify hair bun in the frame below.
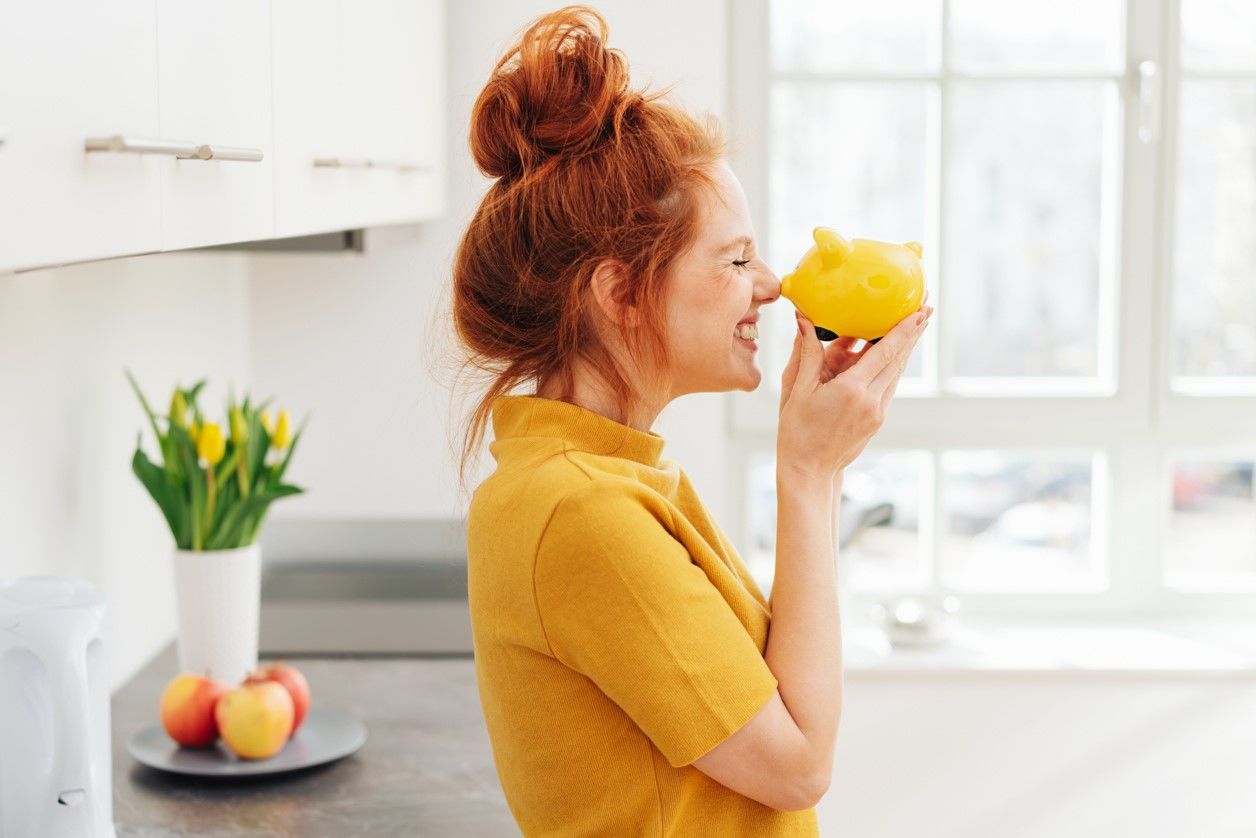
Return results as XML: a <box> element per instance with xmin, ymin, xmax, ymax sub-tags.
<box><xmin>470</xmin><ymin>5</ymin><xmax>637</xmax><ymax>180</ymax></box>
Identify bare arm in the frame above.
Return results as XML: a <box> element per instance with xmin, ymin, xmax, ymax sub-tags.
<box><xmin>690</xmin><ymin>307</ymin><xmax>930</xmax><ymax>810</ymax></box>
<box><xmin>764</xmin><ymin>466</ymin><xmax>843</xmax><ymax>797</ymax></box>
<box><xmin>692</xmin><ymin>468</ymin><xmax>842</xmax><ymax>812</ymax></box>
<box><xmin>769</xmin><ymin>470</ymin><xmax>842</xmax><ymax>612</ymax></box>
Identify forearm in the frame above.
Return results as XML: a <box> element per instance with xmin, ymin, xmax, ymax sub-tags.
<box><xmin>764</xmin><ymin>467</ymin><xmax>844</xmax><ymax>784</ymax></box>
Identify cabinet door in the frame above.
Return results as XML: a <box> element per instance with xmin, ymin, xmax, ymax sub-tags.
<box><xmin>377</xmin><ymin>0</ymin><xmax>445</xmax><ymax>225</ymax></box>
<box><xmin>0</xmin><ymin>0</ymin><xmax>162</xmax><ymax>273</ymax></box>
<box><xmin>272</xmin><ymin>0</ymin><xmax>445</xmax><ymax>237</ymax></box>
<box><xmin>156</xmin><ymin>0</ymin><xmax>275</xmax><ymax>250</ymax></box>
<box><xmin>339</xmin><ymin>0</ymin><xmax>446</xmax><ymax>229</ymax></box>
<box><xmin>271</xmin><ymin>0</ymin><xmax>352</xmax><ymax>238</ymax></box>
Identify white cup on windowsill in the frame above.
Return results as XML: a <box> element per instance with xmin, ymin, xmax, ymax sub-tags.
<box><xmin>869</xmin><ymin>594</ymin><xmax>962</xmax><ymax>649</ymax></box>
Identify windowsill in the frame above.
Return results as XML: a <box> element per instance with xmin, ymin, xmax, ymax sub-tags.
<box><xmin>841</xmin><ymin>615</ymin><xmax>1256</xmax><ymax>676</ymax></box>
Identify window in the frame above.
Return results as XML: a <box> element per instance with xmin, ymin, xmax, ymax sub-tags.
<box><xmin>728</xmin><ymin>0</ymin><xmax>1256</xmax><ymax>620</ymax></box>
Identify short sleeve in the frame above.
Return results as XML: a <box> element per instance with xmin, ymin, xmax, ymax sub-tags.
<box><xmin>532</xmin><ymin>480</ymin><xmax>779</xmax><ymax>768</ymax></box>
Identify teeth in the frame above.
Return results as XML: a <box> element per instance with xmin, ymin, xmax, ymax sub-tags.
<box><xmin>735</xmin><ymin>323</ymin><xmax>759</xmax><ymax>341</ymax></box>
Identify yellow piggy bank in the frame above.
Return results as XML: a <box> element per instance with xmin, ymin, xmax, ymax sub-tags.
<box><xmin>780</xmin><ymin>227</ymin><xmax>926</xmax><ymax>343</ymax></box>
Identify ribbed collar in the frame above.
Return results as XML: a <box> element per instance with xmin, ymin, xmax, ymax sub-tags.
<box><xmin>490</xmin><ymin>394</ymin><xmax>666</xmax><ymax>468</ymax></box>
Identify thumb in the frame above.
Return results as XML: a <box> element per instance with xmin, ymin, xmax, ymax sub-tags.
<box><xmin>780</xmin><ymin>327</ymin><xmax>802</xmax><ymax>407</ymax></box>
<box><xmin>795</xmin><ymin>312</ymin><xmax>823</xmax><ymax>382</ymax></box>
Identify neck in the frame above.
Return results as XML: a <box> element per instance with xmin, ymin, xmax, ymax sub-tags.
<box><xmin>535</xmin><ymin>357</ymin><xmax>668</xmax><ymax>433</ymax></box>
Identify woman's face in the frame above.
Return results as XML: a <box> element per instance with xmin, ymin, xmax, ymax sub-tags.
<box><xmin>661</xmin><ymin>161</ymin><xmax>782</xmax><ymax>397</ymax></box>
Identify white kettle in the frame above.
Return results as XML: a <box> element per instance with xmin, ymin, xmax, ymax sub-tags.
<box><xmin>0</xmin><ymin>576</ymin><xmax>117</xmax><ymax>838</ymax></box>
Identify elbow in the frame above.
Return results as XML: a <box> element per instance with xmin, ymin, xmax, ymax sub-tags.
<box><xmin>799</xmin><ymin>767</ymin><xmax>831</xmax><ymax>810</ymax></box>
<box><xmin>773</xmin><ymin>766</ymin><xmax>830</xmax><ymax>812</ymax></box>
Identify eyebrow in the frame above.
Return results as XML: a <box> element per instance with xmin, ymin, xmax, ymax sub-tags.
<box><xmin>713</xmin><ymin>235</ymin><xmax>753</xmax><ymax>254</ymax></box>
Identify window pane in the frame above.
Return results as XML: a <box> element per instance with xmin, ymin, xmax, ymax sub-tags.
<box><xmin>946</xmin><ymin>81</ymin><xmax>1110</xmax><ymax>379</ymax></box>
<box><xmin>745</xmin><ymin>452</ymin><xmax>779</xmax><ymax>595</ymax></box>
<box><xmin>1171</xmin><ymin>81</ymin><xmax>1256</xmax><ymax>380</ymax></box>
<box><xmin>1166</xmin><ymin>458</ymin><xmax>1256</xmax><ymax>587</ymax></box>
<box><xmin>767</xmin><ymin>82</ymin><xmax>930</xmax><ymax>391</ymax></box>
<box><xmin>770</xmin><ymin>0</ymin><xmax>940</xmax><ymax>74</ymax></box>
<box><xmin>941</xmin><ymin>451</ymin><xmax>1099</xmax><ymax>590</ymax></box>
<box><xmin>1181</xmin><ymin>0</ymin><xmax>1256</xmax><ymax>72</ymax></box>
<box><xmin>842</xmin><ymin>450</ymin><xmax>929</xmax><ymax>591</ymax></box>
<box><xmin>949</xmin><ymin>0</ymin><xmax>1124</xmax><ymax>74</ymax></box>
<box><xmin>744</xmin><ymin>451</ymin><xmax>928</xmax><ymax>597</ymax></box>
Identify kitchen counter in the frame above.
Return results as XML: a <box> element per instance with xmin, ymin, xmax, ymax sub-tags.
<box><xmin>110</xmin><ymin>643</ymin><xmax>518</xmax><ymax>836</ymax></box>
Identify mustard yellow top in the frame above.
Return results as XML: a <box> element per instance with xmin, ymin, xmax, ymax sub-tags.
<box><xmin>467</xmin><ymin>394</ymin><xmax>819</xmax><ymax>836</ymax></box>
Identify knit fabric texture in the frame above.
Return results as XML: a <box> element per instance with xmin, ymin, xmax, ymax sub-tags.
<box><xmin>466</xmin><ymin>394</ymin><xmax>819</xmax><ymax>836</ymax></box>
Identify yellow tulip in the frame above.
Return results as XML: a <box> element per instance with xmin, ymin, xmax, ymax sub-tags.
<box><xmin>169</xmin><ymin>390</ymin><xmax>188</xmax><ymax>430</ymax></box>
<box><xmin>188</xmin><ymin>421</ymin><xmax>201</xmax><ymax>446</ymax></box>
<box><xmin>272</xmin><ymin>409</ymin><xmax>291</xmax><ymax>450</ymax></box>
<box><xmin>197</xmin><ymin>422</ymin><xmax>226</xmax><ymax>466</ymax></box>
<box><xmin>261</xmin><ymin>410</ymin><xmax>274</xmax><ymax>436</ymax></box>
<box><xmin>229</xmin><ymin>406</ymin><xmax>247</xmax><ymax>447</ymax></box>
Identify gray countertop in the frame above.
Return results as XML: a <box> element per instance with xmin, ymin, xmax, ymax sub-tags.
<box><xmin>110</xmin><ymin>643</ymin><xmax>518</xmax><ymax>836</ymax></box>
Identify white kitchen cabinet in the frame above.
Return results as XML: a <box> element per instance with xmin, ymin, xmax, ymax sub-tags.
<box><xmin>155</xmin><ymin>0</ymin><xmax>275</xmax><ymax>251</ymax></box>
<box><xmin>1</xmin><ymin>0</ymin><xmax>444</xmax><ymax>274</ymax></box>
<box><xmin>0</xmin><ymin>0</ymin><xmax>163</xmax><ymax>273</ymax></box>
<box><xmin>271</xmin><ymin>0</ymin><xmax>346</xmax><ymax>238</ymax></box>
<box><xmin>272</xmin><ymin>0</ymin><xmax>445</xmax><ymax>238</ymax></box>
<box><xmin>340</xmin><ymin>0</ymin><xmax>446</xmax><ymax>228</ymax></box>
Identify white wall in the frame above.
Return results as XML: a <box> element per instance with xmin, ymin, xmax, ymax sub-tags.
<box><xmin>827</xmin><ymin>672</ymin><xmax>1256</xmax><ymax>837</ymax></box>
<box><xmin>0</xmin><ymin>252</ymin><xmax>251</xmax><ymax>692</ymax></box>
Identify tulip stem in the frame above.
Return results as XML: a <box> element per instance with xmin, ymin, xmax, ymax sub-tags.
<box><xmin>237</xmin><ymin>453</ymin><xmax>250</xmax><ymax>498</ymax></box>
<box><xmin>204</xmin><ymin>469</ymin><xmax>216</xmax><ymax>545</ymax></box>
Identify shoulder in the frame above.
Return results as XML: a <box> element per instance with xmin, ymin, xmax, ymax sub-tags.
<box><xmin>545</xmin><ymin>475</ymin><xmax>674</xmax><ymax>534</ymax></box>
<box><xmin>533</xmin><ymin>477</ymin><xmax>684</xmax><ymax>586</ymax></box>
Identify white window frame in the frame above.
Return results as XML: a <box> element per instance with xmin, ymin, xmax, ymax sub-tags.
<box><xmin>726</xmin><ymin>0</ymin><xmax>1256</xmax><ymax>621</ymax></box>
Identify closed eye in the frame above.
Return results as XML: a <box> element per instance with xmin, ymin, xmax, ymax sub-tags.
<box><xmin>733</xmin><ymin>259</ymin><xmax>751</xmax><ymax>268</ymax></box>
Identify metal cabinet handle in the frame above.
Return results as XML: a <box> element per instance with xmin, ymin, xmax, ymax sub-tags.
<box><xmin>313</xmin><ymin>157</ymin><xmax>431</xmax><ymax>172</ymax></box>
<box><xmin>85</xmin><ymin>134</ymin><xmax>263</xmax><ymax>161</ymax></box>
<box><xmin>187</xmin><ymin>143</ymin><xmax>263</xmax><ymax>162</ymax></box>
<box><xmin>86</xmin><ymin>134</ymin><xmax>198</xmax><ymax>156</ymax></box>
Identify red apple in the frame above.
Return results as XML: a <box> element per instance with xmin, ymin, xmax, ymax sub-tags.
<box><xmin>215</xmin><ymin>681</ymin><xmax>294</xmax><ymax>759</ymax></box>
<box><xmin>246</xmin><ymin>661</ymin><xmax>310</xmax><ymax>737</ymax></box>
<box><xmin>159</xmin><ymin>672</ymin><xmax>230</xmax><ymax>747</ymax></box>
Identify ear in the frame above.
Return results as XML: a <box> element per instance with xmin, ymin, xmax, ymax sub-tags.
<box><xmin>589</xmin><ymin>259</ymin><xmax>640</xmax><ymax>328</ymax></box>
<box><xmin>813</xmin><ymin>227</ymin><xmax>852</xmax><ymax>269</ymax></box>
<box><xmin>904</xmin><ymin>240</ymin><xmax>924</xmax><ymax>258</ymax></box>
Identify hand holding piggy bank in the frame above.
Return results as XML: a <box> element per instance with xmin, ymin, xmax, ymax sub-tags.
<box><xmin>780</xmin><ymin>227</ymin><xmax>927</xmax><ymax>343</ymax></box>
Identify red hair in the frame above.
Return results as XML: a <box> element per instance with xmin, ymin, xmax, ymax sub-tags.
<box><xmin>445</xmin><ymin>5</ymin><xmax>729</xmax><ymax>493</ymax></box>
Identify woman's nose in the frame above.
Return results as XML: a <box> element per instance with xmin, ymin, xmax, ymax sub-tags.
<box><xmin>758</xmin><ymin>268</ymin><xmax>782</xmax><ymax>303</ymax></box>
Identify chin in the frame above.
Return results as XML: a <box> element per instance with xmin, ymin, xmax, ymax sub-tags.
<box><xmin>732</xmin><ymin>364</ymin><xmax>762</xmax><ymax>392</ymax></box>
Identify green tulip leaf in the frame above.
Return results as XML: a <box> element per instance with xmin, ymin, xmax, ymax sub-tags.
<box><xmin>131</xmin><ymin>438</ymin><xmax>188</xmax><ymax>548</ymax></box>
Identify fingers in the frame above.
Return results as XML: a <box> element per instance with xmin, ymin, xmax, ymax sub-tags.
<box><xmin>842</xmin><ymin>307</ymin><xmax>930</xmax><ymax>388</ymax></box>
<box><xmin>822</xmin><ymin>336</ymin><xmax>866</xmax><ymax>381</ymax></box>
<box><xmin>779</xmin><ymin>327</ymin><xmax>803</xmax><ymax>411</ymax></box>
<box><xmin>794</xmin><ymin>310</ymin><xmax>824</xmax><ymax>385</ymax></box>
<box><xmin>867</xmin><ymin>305</ymin><xmax>932</xmax><ymax>399</ymax></box>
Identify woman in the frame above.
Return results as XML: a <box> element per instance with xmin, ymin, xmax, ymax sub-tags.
<box><xmin>452</xmin><ymin>6</ymin><xmax>932</xmax><ymax>835</ymax></box>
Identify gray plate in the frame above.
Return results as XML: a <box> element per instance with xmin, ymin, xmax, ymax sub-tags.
<box><xmin>127</xmin><ymin>706</ymin><xmax>367</xmax><ymax>776</ymax></box>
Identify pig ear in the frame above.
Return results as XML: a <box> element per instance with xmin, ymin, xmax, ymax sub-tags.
<box><xmin>904</xmin><ymin>240</ymin><xmax>924</xmax><ymax>258</ymax></box>
<box><xmin>813</xmin><ymin>227</ymin><xmax>852</xmax><ymax>268</ymax></box>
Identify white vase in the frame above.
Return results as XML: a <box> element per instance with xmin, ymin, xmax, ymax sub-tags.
<box><xmin>171</xmin><ymin>542</ymin><xmax>261</xmax><ymax>685</ymax></box>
